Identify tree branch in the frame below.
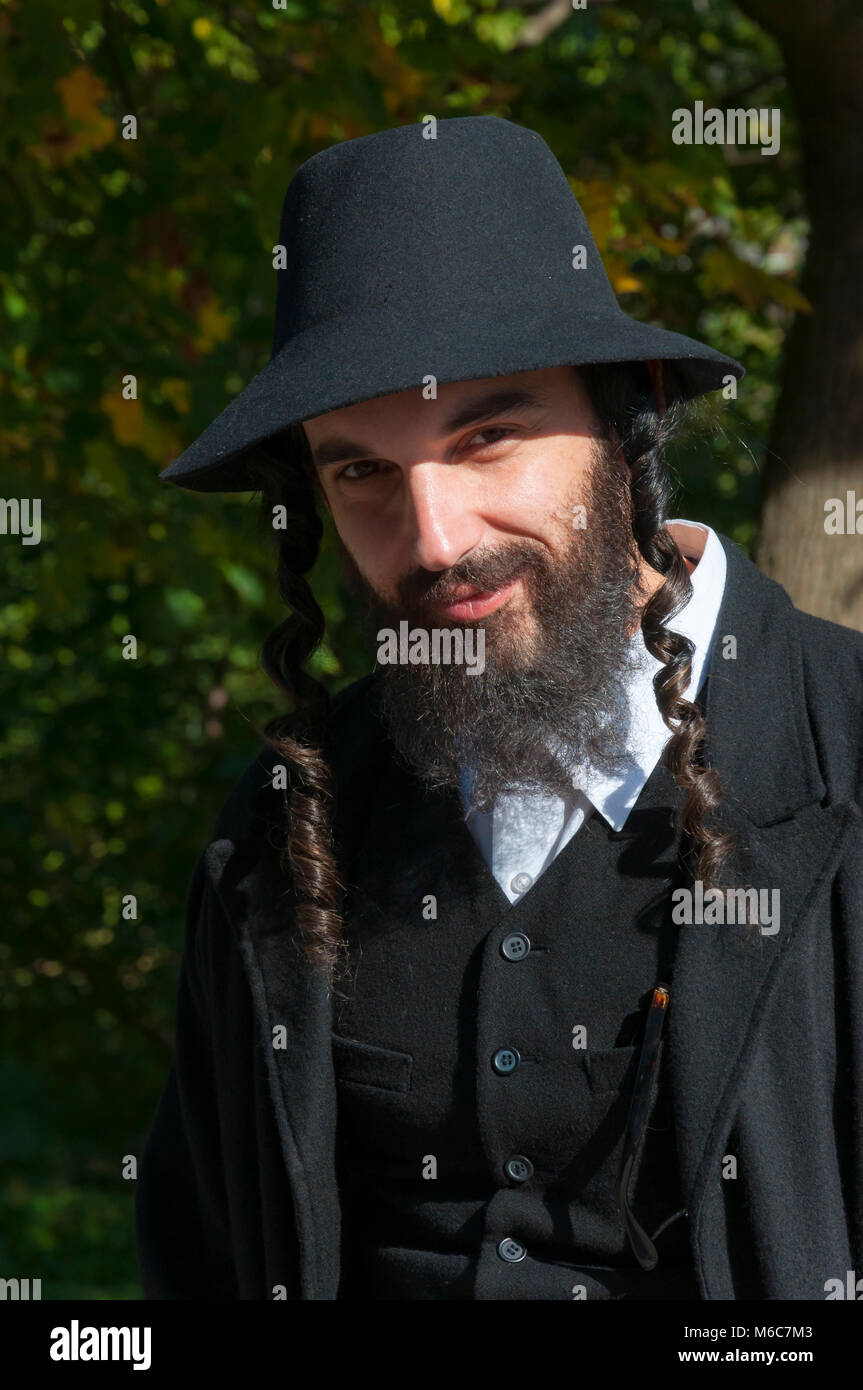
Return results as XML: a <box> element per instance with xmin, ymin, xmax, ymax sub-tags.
<box><xmin>512</xmin><ymin>0</ymin><xmax>618</xmax><ymax>51</ymax></box>
<box><xmin>99</xmin><ymin>0</ymin><xmax>136</xmax><ymax>118</ymax></box>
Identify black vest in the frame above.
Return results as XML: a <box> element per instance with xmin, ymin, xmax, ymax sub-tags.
<box><xmin>330</xmin><ymin>691</ymin><xmax>703</xmax><ymax>1301</ymax></box>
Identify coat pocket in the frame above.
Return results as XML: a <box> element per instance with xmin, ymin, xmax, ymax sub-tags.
<box><xmin>583</xmin><ymin>1039</ymin><xmax>664</xmax><ymax>1095</ymax></box>
<box><xmin>332</xmin><ymin>1033</ymin><xmax>413</xmax><ymax>1093</ymax></box>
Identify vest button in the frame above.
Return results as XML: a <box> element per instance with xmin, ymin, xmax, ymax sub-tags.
<box><xmin>492</xmin><ymin>1047</ymin><xmax>520</xmax><ymax>1074</ymax></box>
<box><xmin>510</xmin><ymin>872</ymin><xmax>533</xmax><ymax>894</ymax></box>
<box><xmin>497</xmin><ymin>1237</ymin><xmax>527</xmax><ymax>1263</ymax></box>
<box><xmin>500</xmin><ymin>931</ymin><xmax>531</xmax><ymax>961</ymax></box>
<box><xmin>504</xmin><ymin>1155</ymin><xmax>534</xmax><ymax>1183</ymax></box>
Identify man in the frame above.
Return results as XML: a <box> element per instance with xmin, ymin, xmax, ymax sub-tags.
<box><xmin>136</xmin><ymin>116</ymin><xmax>863</xmax><ymax>1300</ymax></box>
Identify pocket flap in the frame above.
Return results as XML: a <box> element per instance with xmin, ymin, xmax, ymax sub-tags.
<box><xmin>332</xmin><ymin>1033</ymin><xmax>413</xmax><ymax>1092</ymax></box>
<box><xmin>583</xmin><ymin>1038</ymin><xmax>665</xmax><ymax>1095</ymax></box>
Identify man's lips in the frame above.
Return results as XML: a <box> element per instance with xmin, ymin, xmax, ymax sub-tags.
<box><xmin>429</xmin><ymin>577</ymin><xmax>521</xmax><ymax>621</ymax></box>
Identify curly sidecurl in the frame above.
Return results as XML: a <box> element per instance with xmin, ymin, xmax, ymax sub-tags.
<box><xmin>578</xmin><ymin>361</ymin><xmax>737</xmax><ymax>894</ymax></box>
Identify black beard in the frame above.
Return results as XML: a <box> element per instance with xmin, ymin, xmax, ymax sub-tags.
<box><xmin>337</xmin><ymin>440</ymin><xmax>647</xmax><ymax>809</ymax></box>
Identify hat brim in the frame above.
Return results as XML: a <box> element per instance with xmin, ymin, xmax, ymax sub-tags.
<box><xmin>157</xmin><ymin>303</ymin><xmax>744</xmax><ymax>493</ymax></box>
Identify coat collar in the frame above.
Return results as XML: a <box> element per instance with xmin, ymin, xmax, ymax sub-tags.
<box><xmin>665</xmin><ymin>533</ymin><xmax>856</xmax><ymax>1293</ymax></box>
<box><xmin>699</xmin><ymin>533</ymin><xmax>824</xmax><ymax>825</ymax></box>
<box><xmin>209</xmin><ymin>531</ymin><xmax>857</xmax><ymax>1298</ymax></box>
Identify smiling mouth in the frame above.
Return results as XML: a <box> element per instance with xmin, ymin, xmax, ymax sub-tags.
<box><xmin>430</xmin><ymin>577</ymin><xmax>522</xmax><ymax>621</ymax></box>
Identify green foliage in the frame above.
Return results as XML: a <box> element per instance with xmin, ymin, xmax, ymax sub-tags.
<box><xmin>1</xmin><ymin>0</ymin><xmax>801</xmax><ymax>1296</ymax></box>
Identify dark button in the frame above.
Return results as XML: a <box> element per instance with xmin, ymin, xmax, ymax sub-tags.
<box><xmin>504</xmin><ymin>1155</ymin><xmax>534</xmax><ymax>1183</ymax></box>
<box><xmin>492</xmin><ymin>1047</ymin><xmax>520</xmax><ymax>1075</ymax></box>
<box><xmin>497</xmin><ymin>1237</ymin><xmax>527</xmax><ymax>1262</ymax></box>
<box><xmin>500</xmin><ymin>932</ymin><xmax>531</xmax><ymax>961</ymax></box>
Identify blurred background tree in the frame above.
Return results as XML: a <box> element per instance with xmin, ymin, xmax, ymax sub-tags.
<box><xmin>733</xmin><ymin>0</ymin><xmax>863</xmax><ymax>627</ymax></box>
<box><xmin>0</xmin><ymin>0</ymin><xmax>839</xmax><ymax>1297</ymax></box>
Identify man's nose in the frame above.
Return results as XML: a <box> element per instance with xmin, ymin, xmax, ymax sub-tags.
<box><xmin>404</xmin><ymin>463</ymin><xmax>484</xmax><ymax>573</ymax></box>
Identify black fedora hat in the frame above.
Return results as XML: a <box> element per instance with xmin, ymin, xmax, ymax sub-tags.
<box><xmin>158</xmin><ymin>115</ymin><xmax>744</xmax><ymax>493</ymax></box>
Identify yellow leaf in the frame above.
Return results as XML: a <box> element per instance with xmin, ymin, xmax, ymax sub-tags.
<box><xmin>55</xmin><ymin>67</ymin><xmax>115</xmax><ymax>155</ymax></box>
<box><xmin>611</xmin><ymin>271</ymin><xmax>643</xmax><ymax>293</ymax></box>
<box><xmin>100</xmin><ymin>392</ymin><xmax>142</xmax><ymax>445</ymax></box>
<box><xmin>160</xmin><ymin>378</ymin><xmax>191</xmax><ymax>414</ymax></box>
<box><xmin>57</xmin><ymin>66</ymin><xmax>108</xmax><ymax>121</ymax></box>
<box><xmin>699</xmin><ymin>250</ymin><xmax>812</xmax><ymax>315</ymax></box>
<box><xmin>192</xmin><ymin>296</ymin><xmax>231</xmax><ymax>353</ymax></box>
<box><xmin>572</xmin><ymin>178</ymin><xmax>615</xmax><ymax>252</ymax></box>
<box><xmin>604</xmin><ymin>253</ymin><xmax>643</xmax><ymax>294</ymax></box>
<box><xmin>140</xmin><ymin>415</ymin><xmax>182</xmax><ymax>464</ymax></box>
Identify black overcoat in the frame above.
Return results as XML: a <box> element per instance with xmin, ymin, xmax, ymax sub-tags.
<box><xmin>135</xmin><ymin>534</ymin><xmax>863</xmax><ymax>1300</ymax></box>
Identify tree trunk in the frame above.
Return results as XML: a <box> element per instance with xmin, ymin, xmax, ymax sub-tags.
<box><xmin>739</xmin><ymin>0</ymin><xmax>863</xmax><ymax>630</ymax></box>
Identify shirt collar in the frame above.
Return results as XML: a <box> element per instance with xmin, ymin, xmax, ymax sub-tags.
<box><xmin>569</xmin><ymin>519</ymin><xmax>727</xmax><ymax>830</ymax></box>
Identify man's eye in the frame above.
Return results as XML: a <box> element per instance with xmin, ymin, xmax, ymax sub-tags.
<box><xmin>338</xmin><ymin>459</ymin><xmax>382</xmax><ymax>482</ymax></box>
<box><xmin>467</xmin><ymin>426</ymin><xmax>517</xmax><ymax>450</ymax></box>
<box><xmin>336</xmin><ymin>429</ymin><xmax>517</xmax><ymax>481</ymax></box>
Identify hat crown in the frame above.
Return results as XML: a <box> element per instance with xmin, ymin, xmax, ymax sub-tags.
<box><xmin>158</xmin><ymin>115</ymin><xmax>744</xmax><ymax>491</ymax></box>
<box><xmin>272</xmin><ymin>116</ymin><xmax>620</xmax><ymax>354</ymax></box>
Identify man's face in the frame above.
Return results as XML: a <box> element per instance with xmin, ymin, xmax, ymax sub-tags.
<box><xmin>305</xmin><ymin>366</ymin><xmax>602</xmax><ymax>639</ymax></box>
<box><xmin>302</xmin><ymin>366</ymin><xmax>648</xmax><ymax>806</ymax></box>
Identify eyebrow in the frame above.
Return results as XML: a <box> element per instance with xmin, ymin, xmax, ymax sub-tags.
<box><xmin>309</xmin><ymin>388</ymin><xmax>550</xmax><ymax>470</ymax></box>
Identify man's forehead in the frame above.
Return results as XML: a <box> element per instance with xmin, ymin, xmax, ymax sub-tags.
<box><xmin>301</xmin><ymin>365</ymin><xmax>585</xmax><ymax>462</ymax></box>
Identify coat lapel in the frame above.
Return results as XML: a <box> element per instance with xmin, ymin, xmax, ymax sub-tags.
<box><xmin>667</xmin><ymin>536</ymin><xmax>857</xmax><ymax>1288</ymax></box>
<box><xmin>208</xmin><ymin>833</ymin><xmax>340</xmax><ymax>1300</ymax></box>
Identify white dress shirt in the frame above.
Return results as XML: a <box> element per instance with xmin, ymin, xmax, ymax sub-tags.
<box><xmin>460</xmin><ymin>519</ymin><xmax>727</xmax><ymax>904</ymax></box>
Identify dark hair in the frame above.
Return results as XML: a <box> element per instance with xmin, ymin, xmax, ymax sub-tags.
<box><xmin>248</xmin><ymin>362</ymin><xmax>736</xmax><ymax>976</ymax></box>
